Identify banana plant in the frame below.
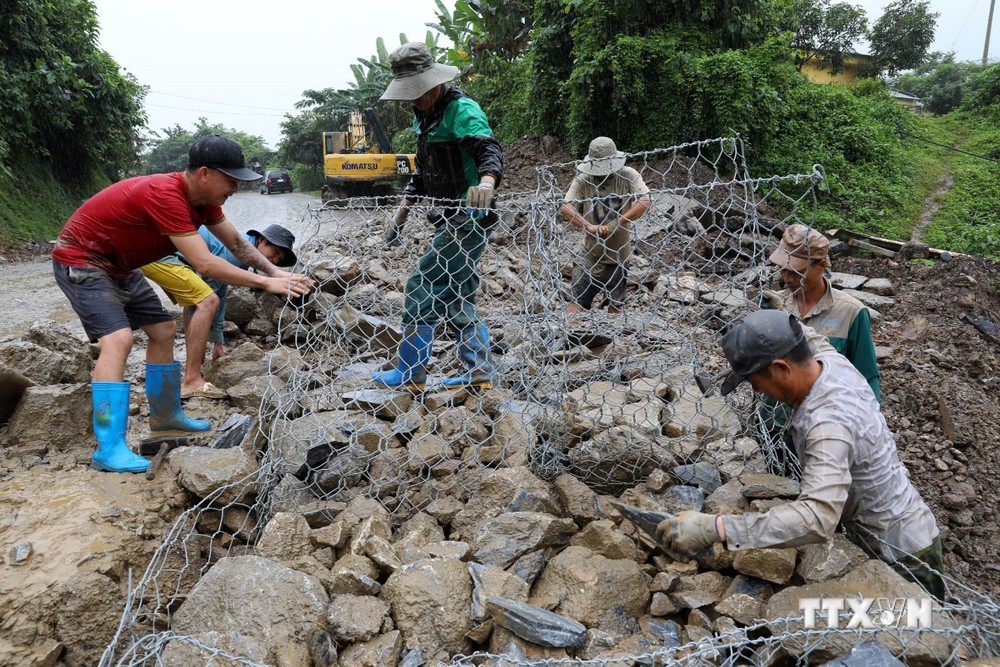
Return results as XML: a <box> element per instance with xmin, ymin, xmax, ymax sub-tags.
<box><xmin>425</xmin><ymin>0</ymin><xmax>485</xmax><ymax>72</ymax></box>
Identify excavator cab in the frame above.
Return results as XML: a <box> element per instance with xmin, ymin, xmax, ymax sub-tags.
<box><xmin>321</xmin><ymin>109</ymin><xmax>415</xmax><ymax>201</ymax></box>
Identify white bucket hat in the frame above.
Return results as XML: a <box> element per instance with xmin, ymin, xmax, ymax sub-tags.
<box><xmin>380</xmin><ymin>42</ymin><xmax>460</xmax><ymax>102</ymax></box>
<box><xmin>577</xmin><ymin>136</ymin><xmax>627</xmax><ymax>176</ymax></box>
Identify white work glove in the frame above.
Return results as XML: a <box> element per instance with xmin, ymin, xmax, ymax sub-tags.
<box><xmin>465</xmin><ymin>182</ymin><xmax>494</xmax><ymax>209</ymax></box>
<box><xmin>654</xmin><ymin>511</ymin><xmax>722</xmax><ymax>560</ymax></box>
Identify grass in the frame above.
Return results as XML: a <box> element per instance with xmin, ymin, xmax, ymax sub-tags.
<box><xmin>921</xmin><ymin>110</ymin><xmax>1000</xmax><ymax>259</ymax></box>
<box><xmin>0</xmin><ymin>160</ymin><xmax>82</xmax><ymax>242</ymax></box>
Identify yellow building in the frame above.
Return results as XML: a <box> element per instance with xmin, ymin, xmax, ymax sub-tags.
<box><xmin>799</xmin><ymin>53</ymin><xmax>873</xmax><ymax>85</ymax></box>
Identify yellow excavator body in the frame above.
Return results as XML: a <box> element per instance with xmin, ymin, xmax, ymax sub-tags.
<box><xmin>321</xmin><ymin>110</ymin><xmax>415</xmax><ymax>199</ymax></box>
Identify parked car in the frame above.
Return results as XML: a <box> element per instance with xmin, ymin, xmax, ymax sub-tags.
<box><xmin>260</xmin><ymin>169</ymin><xmax>293</xmax><ymax>195</ymax></box>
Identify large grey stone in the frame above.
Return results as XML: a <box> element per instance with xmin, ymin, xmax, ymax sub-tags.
<box><xmin>204</xmin><ymin>342</ymin><xmax>267</xmax><ymax>389</ymax></box>
<box><xmin>732</xmin><ymin>547</ymin><xmax>798</xmax><ymax>584</ymax></box>
<box><xmin>382</xmin><ymin>557</ymin><xmax>473</xmax><ymax>660</ymax></box>
<box><xmin>658</xmin><ymin>485</ymin><xmax>705</xmax><ymax>513</ymax></box>
<box><xmin>160</xmin><ymin>630</ymin><xmax>268</xmax><ymax>666</ymax></box>
<box><xmin>842</xmin><ymin>288</ymin><xmax>895</xmax><ymax>309</ymax></box>
<box><xmin>553</xmin><ymin>473</ymin><xmax>603</xmax><ymax>524</ymax></box>
<box><xmin>567</xmin><ymin>520</ymin><xmax>644</xmax><ymax>562</ymax></box>
<box><xmin>171</xmin><ymin>445</ymin><xmax>257</xmax><ymax>504</ymax></box>
<box><xmin>338</xmin><ymin>630</ymin><xmax>404</xmax><ymax>667</ymax></box>
<box><xmin>531</xmin><ymin>546</ymin><xmax>649</xmax><ymax>628</ymax></box>
<box><xmin>313</xmin><ymin>255</ymin><xmax>361</xmax><ymax>296</ymax></box>
<box><xmin>327</xmin><ymin>594</ymin><xmax>390</xmax><ymax>643</ymax></box>
<box><xmin>670</xmin><ymin>571</ymin><xmax>731</xmax><ymax>610</ymax></box>
<box><xmin>255</xmin><ymin>512</ymin><xmax>313</xmax><ymax>562</ymax></box>
<box><xmin>739</xmin><ymin>473</ymin><xmax>800</xmax><ymax>499</ymax></box>
<box><xmin>0</xmin><ymin>339</ymin><xmax>89</xmax><ymax>385</ymax></box>
<box><xmin>568</xmin><ymin>426</ymin><xmax>672</xmax><ymax>495</ymax></box>
<box><xmin>765</xmin><ymin>560</ymin><xmax>954</xmax><ymax>665</ymax></box>
<box><xmin>471</xmin><ymin>512</ymin><xmax>577</xmax><ymax>568</ymax></box>
<box><xmin>4</xmin><ymin>383</ymin><xmax>89</xmax><ymax>455</ymax></box>
<box><xmin>672</xmin><ymin>462</ymin><xmax>722</xmax><ymax>494</ymax></box>
<box><xmin>271</xmin><ymin>411</ymin><xmax>365</xmax><ymax>477</ymax></box>
<box><xmin>469</xmin><ymin>562</ymin><xmax>529</xmax><ymax>622</ymax></box>
<box><xmin>485</xmin><ymin>596</ymin><xmax>587</xmax><ymax>648</ymax></box>
<box><xmin>797</xmin><ymin>535</ymin><xmax>870</xmax><ymax>583</ymax></box>
<box><xmin>830</xmin><ymin>272</ymin><xmax>868</xmax><ymax>290</ymax></box>
<box><xmin>344</xmin><ymin>389</ymin><xmax>413</xmax><ymax>420</ymax></box>
<box><xmin>225</xmin><ymin>375</ymin><xmax>284</xmax><ymax>414</ymax></box>
<box><xmin>451</xmin><ymin>466</ymin><xmax>558</xmax><ymax>540</ymax></box>
<box><xmin>172</xmin><ymin>555</ymin><xmax>329</xmax><ymax>663</ymax></box>
<box><xmin>820</xmin><ymin>639</ymin><xmax>905</xmax><ymax>666</ymax></box>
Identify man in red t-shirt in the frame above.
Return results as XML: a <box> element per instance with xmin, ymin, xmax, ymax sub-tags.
<box><xmin>52</xmin><ymin>134</ymin><xmax>314</xmax><ymax>474</ymax></box>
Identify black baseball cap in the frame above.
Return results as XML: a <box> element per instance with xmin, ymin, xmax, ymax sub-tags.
<box><xmin>248</xmin><ymin>224</ymin><xmax>297</xmax><ymax>267</ymax></box>
<box><xmin>720</xmin><ymin>311</ymin><xmax>806</xmax><ymax>395</ymax></box>
<box><xmin>188</xmin><ymin>135</ymin><xmax>262</xmax><ymax>181</ymax></box>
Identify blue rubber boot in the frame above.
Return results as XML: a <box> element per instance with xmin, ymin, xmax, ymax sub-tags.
<box><xmin>91</xmin><ymin>381</ymin><xmax>150</xmax><ymax>473</ymax></box>
<box><xmin>372</xmin><ymin>325</ymin><xmax>434</xmax><ymax>391</ymax></box>
<box><xmin>146</xmin><ymin>362</ymin><xmax>211</xmax><ymax>433</ymax></box>
<box><xmin>442</xmin><ymin>323</ymin><xmax>497</xmax><ymax>390</ymax></box>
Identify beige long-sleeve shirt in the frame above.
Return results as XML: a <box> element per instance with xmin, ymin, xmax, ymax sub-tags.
<box><xmin>722</xmin><ymin>351</ymin><xmax>939</xmax><ymax>561</ymax></box>
<box><xmin>564</xmin><ymin>167</ymin><xmax>649</xmax><ymax>264</ymax></box>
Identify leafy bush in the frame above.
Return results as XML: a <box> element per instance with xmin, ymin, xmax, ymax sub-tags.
<box><xmin>892</xmin><ymin>56</ymin><xmax>986</xmax><ymax>115</ymax></box>
<box><xmin>464</xmin><ymin>56</ymin><xmax>536</xmax><ymax>142</ymax></box>
<box><xmin>963</xmin><ymin>63</ymin><xmax>1000</xmax><ymax>111</ymax></box>
<box><xmin>752</xmin><ymin>79</ymin><xmax>921</xmax><ymax>237</ymax></box>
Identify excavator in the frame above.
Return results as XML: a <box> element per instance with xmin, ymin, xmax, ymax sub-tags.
<box><xmin>321</xmin><ymin>108</ymin><xmax>416</xmax><ymax>201</ymax></box>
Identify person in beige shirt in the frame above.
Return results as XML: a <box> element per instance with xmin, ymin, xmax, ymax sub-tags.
<box><xmin>559</xmin><ymin>137</ymin><xmax>651</xmax><ymax>314</ymax></box>
<box><xmin>656</xmin><ymin>310</ymin><xmax>944</xmax><ymax>599</ymax></box>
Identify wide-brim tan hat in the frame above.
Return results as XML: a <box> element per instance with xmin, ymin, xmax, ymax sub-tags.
<box><xmin>380</xmin><ymin>42</ymin><xmax>460</xmax><ymax>102</ymax></box>
<box><xmin>577</xmin><ymin>136</ymin><xmax>627</xmax><ymax>176</ymax></box>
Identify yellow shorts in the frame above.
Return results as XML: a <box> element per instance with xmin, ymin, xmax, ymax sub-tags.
<box><xmin>140</xmin><ymin>261</ymin><xmax>214</xmax><ymax>307</ymax></box>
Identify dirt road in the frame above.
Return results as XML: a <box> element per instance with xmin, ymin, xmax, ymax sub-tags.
<box><xmin>0</xmin><ymin>191</ymin><xmax>320</xmax><ymax>340</ymax></box>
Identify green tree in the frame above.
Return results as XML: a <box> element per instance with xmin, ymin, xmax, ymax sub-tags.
<box><xmin>142</xmin><ymin>119</ymin><xmax>271</xmax><ymax>175</ymax></box>
<box><xmin>467</xmin><ymin>0</ymin><xmax>533</xmax><ymax>62</ymax></box>
<box><xmin>866</xmin><ymin>0</ymin><xmax>939</xmax><ymax>75</ymax></box>
<box><xmin>0</xmin><ymin>0</ymin><xmax>147</xmax><ymax>184</ymax></box>
<box><xmin>785</xmin><ymin>0</ymin><xmax>868</xmax><ymax>74</ymax></box>
<box><xmin>963</xmin><ymin>62</ymin><xmax>1000</xmax><ymax>111</ymax></box>
<box><xmin>893</xmin><ymin>54</ymin><xmax>985</xmax><ymax>114</ymax></box>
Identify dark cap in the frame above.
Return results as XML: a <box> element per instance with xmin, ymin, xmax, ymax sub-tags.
<box><xmin>248</xmin><ymin>224</ymin><xmax>297</xmax><ymax>267</ymax></box>
<box><xmin>720</xmin><ymin>311</ymin><xmax>806</xmax><ymax>395</ymax></box>
<box><xmin>188</xmin><ymin>135</ymin><xmax>262</xmax><ymax>181</ymax></box>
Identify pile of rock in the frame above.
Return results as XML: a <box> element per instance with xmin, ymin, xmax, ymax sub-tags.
<box><xmin>161</xmin><ymin>465</ymin><xmax>957</xmax><ymax>666</ymax></box>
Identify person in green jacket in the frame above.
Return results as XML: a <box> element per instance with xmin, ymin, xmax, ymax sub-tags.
<box><xmin>767</xmin><ymin>224</ymin><xmax>881</xmax><ymax>401</ymax></box>
<box><xmin>374</xmin><ymin>42</ymin><xmax>504</xmax><ymax>392</ymax></box>
<box><xmin>760</xmin><ymin>224</ymin><xmax>881</xmax><ymax>476</ymax></box>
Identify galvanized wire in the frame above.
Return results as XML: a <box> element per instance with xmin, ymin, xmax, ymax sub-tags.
<box><xmin>98</xmin><ymin>137</ymin><xmax>997</xmax><ymax>666</ymax></box>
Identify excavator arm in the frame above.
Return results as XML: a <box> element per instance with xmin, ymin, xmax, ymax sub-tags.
<box><xmin>363</xmin><ymin>107</ymin><xmax>393</xmax><ymax>154</ymax></box>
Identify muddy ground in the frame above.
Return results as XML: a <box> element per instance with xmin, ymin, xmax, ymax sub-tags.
<box><xmin>2</xmin><ymin>143</ymin><xmax>1000</xmax><ymax>665</ymax></box>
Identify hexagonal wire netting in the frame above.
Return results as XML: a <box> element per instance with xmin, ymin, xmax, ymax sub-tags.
<box><xmin>99</xmin><ymin>137</ymin><xmax>1000</xmax><ymax>666</ymax></box>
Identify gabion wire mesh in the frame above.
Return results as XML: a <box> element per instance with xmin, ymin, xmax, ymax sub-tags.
<box><xmin>98</xmin><ymin>137</ymin><xmax>1000</xmax><ymax>666</ymax></box>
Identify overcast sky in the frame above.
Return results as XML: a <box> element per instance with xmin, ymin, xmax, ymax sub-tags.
<box><xmin>91</xmin><ymin>0</ymin><xmax>442</xmax><ymax>148</ymax></box>
<box><xmin>92</xmin><ymin>0</ymin><xmax>995</xmax><ymax>149</ymax></box>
